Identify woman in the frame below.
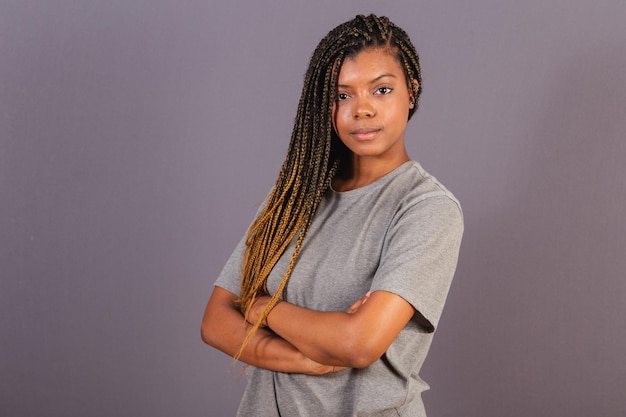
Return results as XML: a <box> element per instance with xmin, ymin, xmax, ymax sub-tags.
<box><xmin>202</xmin><ymin>14</ymin><xmax>463</xmax><ymax>416</ymax></box>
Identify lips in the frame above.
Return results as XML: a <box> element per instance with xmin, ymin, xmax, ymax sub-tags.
<box><xmin>351</xmin><ymin>127</ymin><xmax>381</xmax><ymax>141</ymax></box>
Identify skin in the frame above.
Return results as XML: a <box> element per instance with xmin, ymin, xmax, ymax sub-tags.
<box><xmin>202</xmin><ymin>47</ymin><xmax>419</xmax><ymax>371</ymax></box>
<box><xmin>331</xmin><ymin>47</ymin><xmax>419</xmax><ymax>191</ymax></box>
<box><xmin>202</xmin><ymin>286</ymin><xmax>347</xmax><ymax>374</ymax></box>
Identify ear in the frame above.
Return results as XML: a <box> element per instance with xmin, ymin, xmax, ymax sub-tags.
<box><xmin>409</xmin><ymin>79</ymin><xmax>420</xmax><ymax>102</ymax></box>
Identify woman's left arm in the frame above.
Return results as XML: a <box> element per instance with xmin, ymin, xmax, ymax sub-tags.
<box><xmin>247</xmin><ymin>290</ymin><xmax>415</xmax><ymax>368</ymax></box>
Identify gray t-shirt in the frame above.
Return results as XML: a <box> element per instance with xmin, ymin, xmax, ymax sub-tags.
<box><xmin>215</xmin><ymin>161</ymin><xmax>464</xmax><ymax>417</ymax></box>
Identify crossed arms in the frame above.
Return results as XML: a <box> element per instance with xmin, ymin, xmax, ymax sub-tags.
<box><xmin>201</xmin><ymin>286</ymin><xmax>415</xmax><ymax>374</ymax></box>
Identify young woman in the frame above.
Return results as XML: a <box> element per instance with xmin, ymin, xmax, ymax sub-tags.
<box><xmin>202</xmin><ymin>14</ymin><xmax>464</xmax><ymax>417</ymax></box>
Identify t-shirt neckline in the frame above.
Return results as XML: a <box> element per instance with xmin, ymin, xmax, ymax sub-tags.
<box><xmin>329</xmin><ymin>161</ymin><xmax>417</xmax><ymax>198</ymax></box>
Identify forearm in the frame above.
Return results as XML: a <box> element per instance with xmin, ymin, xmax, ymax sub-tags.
<box><xmin>210</xmin><ymin>323</ymin><xmax>322</xmax><ymax>374</ymax></box>
<box><xmin>206</xmin><ymin>317</ymin><xmax>318</xmax><ymax>374</ymax></box>
<box><xmin>262</xmin><ymin>303</ymin><xmax>371</xmax><ymax>368</ymax></box>
<box><xmin>201</xmin><ymin>287</ymin><xmax>336</xmax><ymax>374</ymax></box>
<box><xmin>255</xmin><ymin>291</ymin><xmax>415</xmax><ymax>369</ymax></box>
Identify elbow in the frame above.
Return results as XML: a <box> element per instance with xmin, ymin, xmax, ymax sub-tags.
<box><xmin>346</xmin><ymin>350</ymin><xmax>382</xmax><ymax>369</ymax></box>
<box><xmin>200</xmin><ymin>319</ymin><xmax>212</xmax><ymax>346</ymax></box>
<box><xmin>339</xmin><ymin>337</ymin><xmax>384</xmax><ymax>369</ymax></box>
<box><xmin>201</xmin><ymin>287</ymin><xmax>242</xmax><ymax>352</ymax></box>
<box><xmin>200</xmin><ymin>312</ymin><xmax>219</xmax><ymax>348</ymax></box>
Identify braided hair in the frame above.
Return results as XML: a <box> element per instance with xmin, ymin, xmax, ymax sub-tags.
<box><xmin>235</xmin><ymin>14</ymin><xmax>422</xmax><ymax>358</ymax></box>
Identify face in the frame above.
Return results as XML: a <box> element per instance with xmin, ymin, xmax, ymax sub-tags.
<box><xmin>332</xmin><ymin>48</ymin><xmax>417</xmax><ymax>164</ymax></box>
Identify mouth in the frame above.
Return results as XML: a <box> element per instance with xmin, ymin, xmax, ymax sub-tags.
<box><xmin>350</xmin><ymin>127</ymin><xmax>381</xmax><ymax>141</ymax></box>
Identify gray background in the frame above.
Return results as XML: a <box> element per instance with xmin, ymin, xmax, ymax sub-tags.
<box><xmin>2</xmin><ymin>1</ymin><xmax>625</xmax><ymax>416</ymax></box>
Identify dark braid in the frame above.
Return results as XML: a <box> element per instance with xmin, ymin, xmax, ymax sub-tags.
<box><xmin>235</xmin><ymin>14</ymin><xmax>423</xmax><ymax>359</ymax></box>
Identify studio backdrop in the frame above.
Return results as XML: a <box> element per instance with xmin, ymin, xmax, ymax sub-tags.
<box><xmin>1</xmin><ymin>1</ymin><xmax>625</xmax><ymax>416</ymax></box>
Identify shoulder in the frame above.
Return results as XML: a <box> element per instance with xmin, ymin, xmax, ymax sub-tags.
<box><xmin>390</xmin><ymin>161</ymin><xmax>463</xmax><ymax>221</ymax></box>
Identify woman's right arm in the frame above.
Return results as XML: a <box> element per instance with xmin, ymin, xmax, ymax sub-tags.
<box><xmin>201</xmin><ymin>286</ymin><xmax>342</xmax><ymax>375</ymax></box>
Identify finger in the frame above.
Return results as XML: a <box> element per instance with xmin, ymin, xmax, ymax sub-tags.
<box><xmin>347</xmin><ymin>291</ymin><xmax>373</xmax><ymax>314</ymax></box>
<box><xmin>347</xmin><ymin>298</ymin><xmax>363</xmax><ymax>314</ymax></box>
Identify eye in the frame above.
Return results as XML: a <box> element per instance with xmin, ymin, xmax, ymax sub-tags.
<box><xmin>337</xmin><ymin>92</ymin><xmax>349</xmax><ymax>101</ymax></box>
<box><xmin>375</xmin><ymin>86</ymin><xmax>393</xmax><ymax>95</ymax></box>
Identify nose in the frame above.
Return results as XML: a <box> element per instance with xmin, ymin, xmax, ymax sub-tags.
<box><xmin>354</xmin><ymin>96</ymin><xmax>376</xmax><ymax>119</ymax></box>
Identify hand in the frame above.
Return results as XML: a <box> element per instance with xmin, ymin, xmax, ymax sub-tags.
<box><xmin>346</xmin><ymin>291</ymin><xmax>371</xmax><ymax>314</ymax></box>
<box><xmin>245</xmin><ymin>295</ymin><xmax>272</xmax><ymax>327</ymax></box>
<box><xmin>304</xmin><ymin>357</ymin><xmax>349</xmax><ymax>375</ymax></box>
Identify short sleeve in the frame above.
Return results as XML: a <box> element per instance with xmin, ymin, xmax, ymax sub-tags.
<box><xmin>214</xmin><ymin>195</ymin><xmax>271</xmax><ymax>296</ymax></box>
<box><xmin>370</xmin><ymin>194</ymin><xmax>464</xmax><ymax>332</ymax></box>
<box><xmin>214</xmin><ymin>235</ymin><xmax>246</xmax><ymax>296</ymax></box>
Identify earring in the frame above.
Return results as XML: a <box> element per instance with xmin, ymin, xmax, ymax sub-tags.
<box><xmin>409</xmin><ymin>101</ymin><xmax>415</xmax><ymax>109</ymax></box>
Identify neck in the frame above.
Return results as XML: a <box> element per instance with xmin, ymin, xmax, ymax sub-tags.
<box><xmin>333</xmin><ymin>151</ymin><xmax>410</xmax><ymax>191</ymax></box>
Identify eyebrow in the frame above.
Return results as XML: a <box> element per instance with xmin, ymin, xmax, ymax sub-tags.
<box><xmin>337</xmin><ymin>73</ymin><xmax>397</xmax><ymax>88</ymax></box>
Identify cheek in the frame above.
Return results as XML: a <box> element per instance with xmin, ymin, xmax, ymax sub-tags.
<box><xmin>390</xmin><ymin>101</ymin><xmax>410</xmax><ymax>124</ymax></box>
<box><xmin>336</xmin><ymin>103</ymin><xmax>352</xmax><ymax>123</ymax></box>
<box><xmin>333</xmin><ymin>105</ymin><xmax>350</xmax><ymax>131</ymax></box>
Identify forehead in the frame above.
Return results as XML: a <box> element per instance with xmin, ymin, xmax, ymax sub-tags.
<box><xmin>338</xmin><ymin>48</ymin><xmax>405</xmax><ymax>83</ymax></box>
